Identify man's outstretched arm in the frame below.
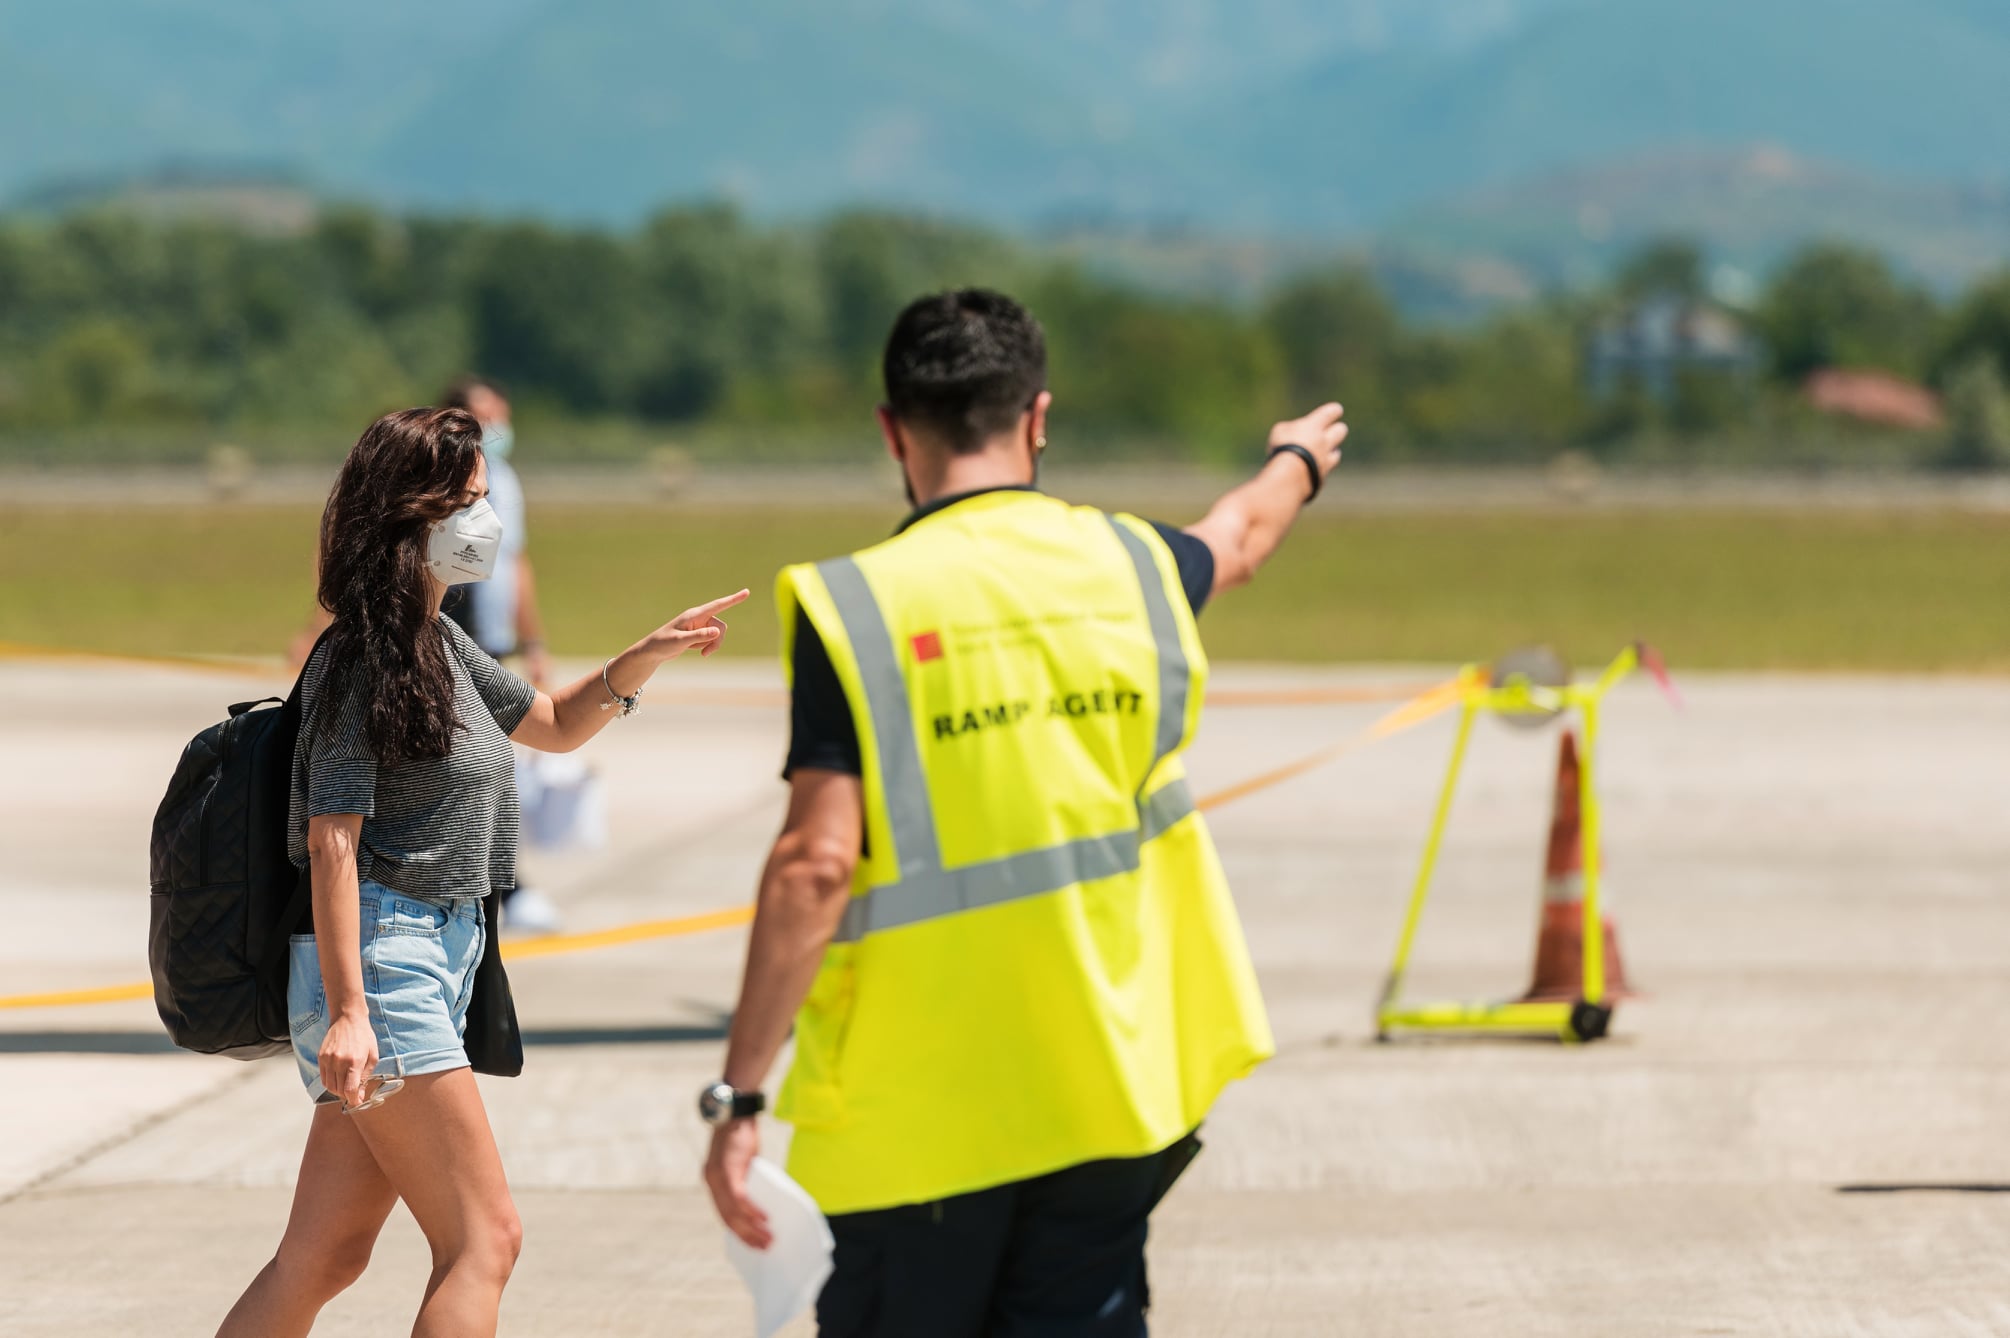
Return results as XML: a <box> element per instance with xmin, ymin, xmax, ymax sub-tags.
<box><xmin>1184</xmin><ymin>402</ymin><xmax>1347</xmax><ymax>596</ymax></box>
<box><xmin>706</xmin><ymin>766</ymin><xmax>863</xmax><ymax>1248</ymax></box>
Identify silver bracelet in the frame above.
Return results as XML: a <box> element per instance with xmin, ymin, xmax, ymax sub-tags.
<box><xmin>600</xmin><ymin>657</ymin><xmax>644</xmax><ymax>717</ymax></box>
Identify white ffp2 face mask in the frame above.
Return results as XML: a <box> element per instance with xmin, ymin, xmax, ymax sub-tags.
<box><xmin>426</xmin><ymin>498</ymin><xmax>504</xmax><ymax>584</ymax></box>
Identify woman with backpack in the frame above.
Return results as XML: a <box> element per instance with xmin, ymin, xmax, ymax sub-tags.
<box><xmin>216</xmin><ymin>405</ymin><xmax>747</xmax><ymax>1338</ymax></box>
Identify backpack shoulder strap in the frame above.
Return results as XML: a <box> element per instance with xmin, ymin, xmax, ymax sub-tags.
<box><xmin>269</xmin><ymin>624</ymin><xmax>338</xmax><ymax>950</ymax></box>
<box><xmin>288</xmin><ymin>625</ymin><xmax>337</xmax><ymax>711</ymax></box>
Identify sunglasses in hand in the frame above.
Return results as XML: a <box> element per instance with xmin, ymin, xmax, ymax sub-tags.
<box><xmin>341</xmin><ymin>1075</ymin><xmax>406</xmax><ymax>1114</ymax></box>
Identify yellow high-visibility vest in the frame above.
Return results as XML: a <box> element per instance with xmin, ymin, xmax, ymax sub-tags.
<box><xmin>776</xmin><ymin>490</ymin><xmax>1273</xmax><ymax>1214</ymax></box>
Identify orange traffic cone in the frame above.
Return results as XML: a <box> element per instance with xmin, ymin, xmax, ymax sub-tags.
<box><xmin>1521</xmin><ymin>730</ymin><xmax>1633</xmax><ymax>1001</ymax></box>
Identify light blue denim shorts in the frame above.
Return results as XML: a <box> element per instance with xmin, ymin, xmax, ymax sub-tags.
<box><xmin>288</xmin><ymin>880</ymin><xmax>486</xmax><ymax>1103</ymax></box>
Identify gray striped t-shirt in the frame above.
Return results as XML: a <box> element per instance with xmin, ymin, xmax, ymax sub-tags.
<box><xmin>288</xmin><ymin>616</ymin><xmax>538</xmax><ymax>902</ymax></box>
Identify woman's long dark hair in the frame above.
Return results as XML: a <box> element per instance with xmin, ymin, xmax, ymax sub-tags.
<box><xmin>315</xmin><ymin>406</ymin><xmax>486</xmax><ymax>763</ymax></box>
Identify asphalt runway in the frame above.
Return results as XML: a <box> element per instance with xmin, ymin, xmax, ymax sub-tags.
<box><xmin>2</xmin><ymin>655</ymin><xmax>2007</xmax><ymax>1336</ymax></box>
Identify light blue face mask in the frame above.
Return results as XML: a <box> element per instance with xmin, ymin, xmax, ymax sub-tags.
<box><xmin>482</xmin><ymin>423</ymin><xmax>514</xmax><ymax>459</ymax></box>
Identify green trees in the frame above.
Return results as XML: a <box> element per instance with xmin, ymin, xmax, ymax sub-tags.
<box><xmin>0</xmin><ymin>206</ymin><xmax>1990</xmax><ymax>468</ymax></box>
<box><xmin>1262</xmin><ymin>266</ymin><xmax>1398</xmax><ymax>454</ymax></box>
<box><xmin>1938</xmin><ymin>354</ymin><xmax>2010</xmax><ymax>470</ymax></box>
<box><xmin>1257</xmin><ymin>270</ymin><xmax>1592</xmax><ymax>462</ymax></box>
<box><xmin>467</xmin><ymin>223</ymin><xmax>648</xmax><ymax>413</ymax></box>
<box><xmin>1939</xmin><ymin>269</ymin><xmax>2010</xmax><ymax>383</ymax></box>
<box><xmin>1033</xmin><ymin>267</ymin><xmax>1284</xmax><ymax>459</ymax></box>
<box><xmin>1757</xmin><ymin>243</ymin><xmax>1939</xmax><ymax>382</ymax></box>
<box><xmin>1614</xmin><ymin>239</ymin><xmax>1709</xmax><ymax>302</ymax></box>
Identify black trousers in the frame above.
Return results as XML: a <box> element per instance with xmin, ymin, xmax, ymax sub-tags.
<box><xmin>815</xmin><ymin>1133</ymin><xmax>1201</xmax><ymax>1338</ymax></box>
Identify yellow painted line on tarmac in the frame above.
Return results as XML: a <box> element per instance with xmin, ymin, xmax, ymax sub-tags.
<box><xmin>0</xmin><ymin>980</ymin><xmax>156</xmax><ymax>1010</ymax></box>
<box><xmin>0</xmin><ymin>908</ymin><xmax>762</xmax><ymax>1010</ymax></box>
<box><xmin>497</xmin><ymin>904</ymin><xmax>757</xmax><ymax>962</ymax></box>
<box><xmin>0</xmin><ymin>909</ymin><xmax>763</xmax><ymax>1011</ymax></box>
<box><xmin>0</xmin><ymin>640</ymin><xmax>279</xmax><ymax>680</ymax></box>
<box><xmin>0</xmin><ymin>678</ymin><xmax>1458</xmax><ymax>1012</ymax></box>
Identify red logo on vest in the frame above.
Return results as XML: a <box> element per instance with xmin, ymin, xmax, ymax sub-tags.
<box><xmin>911</xmin><ymin>631</ymin><xmax>944</xmax><ymax>663</ymax></box>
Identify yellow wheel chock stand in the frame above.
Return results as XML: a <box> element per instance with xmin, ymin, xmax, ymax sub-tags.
<box><xmin>1374</xmin><ymin>643</ymin><xmax>1668</xmax><ymax>1044</ymax></box>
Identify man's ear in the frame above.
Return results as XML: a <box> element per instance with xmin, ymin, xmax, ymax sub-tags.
<box><xmin>876</xmin><ymin>404</ymin><xmax>904</xmax><ymax>463</ymax></box>
<box><xmin>1028</xmin><ymin>391</ymin><xmax>1053</xmax><ymax>454</ymax></box>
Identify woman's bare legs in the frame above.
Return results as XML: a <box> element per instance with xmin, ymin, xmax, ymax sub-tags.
<box><xmin>216</xmin><ymin>1102</ymin><xmax>399</xmax><ymax>1338</ymax></box>
<box><xmin>348</xmin><ymin>1068</ymin><xmax>521</xmax><ymax>1338</ymax></box>
<box><xmin>216</xmin><ymin>1069</ymin><xmax>518</xmax><ymax>1338</ymax></box>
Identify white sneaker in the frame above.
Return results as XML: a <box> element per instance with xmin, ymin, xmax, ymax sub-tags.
<box><xmin>502</xmin><ymin>886</ymin><xmax>563</xmax><ymax>937</ymax></box>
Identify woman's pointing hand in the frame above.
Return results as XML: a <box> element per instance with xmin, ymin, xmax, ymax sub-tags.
<box><xmin>651</xmin><ymin>588</ymin><xmax>752</xmax><ymax>661</ymax></box>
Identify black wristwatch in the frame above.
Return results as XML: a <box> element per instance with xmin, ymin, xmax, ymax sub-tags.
<box><xmin>698</xmin><ymin>1080</ymin><xmax>766</xmax><ymax>1126</ymax></box>
<box><xmin>1267</xmin><ymin>443</ymin><xmax>1323</xmax><ymax>502</ymax></box>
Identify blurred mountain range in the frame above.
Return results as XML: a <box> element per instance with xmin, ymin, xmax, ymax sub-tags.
<box><xmin>6</xmin><ymin>0</ymin><xmax>2009</xmax><ymax>288</ymax></box>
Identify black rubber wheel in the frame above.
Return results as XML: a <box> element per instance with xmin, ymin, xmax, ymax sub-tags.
<box><xmin>1568</xmin><ymin>1000</ymin><xmax>1613</xmax><ymax>1042</ymax></box>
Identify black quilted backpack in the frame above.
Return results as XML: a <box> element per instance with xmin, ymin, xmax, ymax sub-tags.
<box><xmin>148</xmin><ymin>641</ymin><xmax>323</xmax><ymax>1058</ymax></box>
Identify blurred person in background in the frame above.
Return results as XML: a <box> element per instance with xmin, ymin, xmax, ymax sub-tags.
<box><xmin>701</xmin><ymin>289</ymin><xmax>1347</xmax><ymax>1336</ymax></box>
<box><xmin>221</xmin><ymin>404</ymin><xmax>747</xmax><ymax>1338</ymax></box>
<box><xmin>439</xmin><ymin>377</ymin><xmax>549</xmax><ymax>687</ymax></box>
<box><xmin>440</xmin><ymin>376</ymin><xmax>566</xmax><ymax>936</ymax></box>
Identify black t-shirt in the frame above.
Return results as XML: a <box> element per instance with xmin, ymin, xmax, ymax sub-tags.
<box><xmin>785</xmin><ymin>488</ymin><xmax>1216</xmax><ymax>779</ymax></box>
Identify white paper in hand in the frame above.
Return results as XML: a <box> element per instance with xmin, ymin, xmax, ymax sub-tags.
<box><xmin>723</xmin><ymin>1158</ymin><xmax>834</xmax><ymax>1338</ymax></box>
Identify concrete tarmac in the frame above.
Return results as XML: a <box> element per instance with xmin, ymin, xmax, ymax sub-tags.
<box><xmin>2</xmin><ymin>656</ymin><xmax>2007</xmax><ymax>1336</ymax></box>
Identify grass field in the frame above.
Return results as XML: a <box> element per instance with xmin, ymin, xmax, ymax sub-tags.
<box><xmin>1</xmin><ymin>504</ymin><xmax>2004</xmax><ymax>672</ymax></box>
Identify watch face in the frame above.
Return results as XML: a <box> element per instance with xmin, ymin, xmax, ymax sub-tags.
<box><xmin>699</xmin><ymin>1082</ymin><xmax>734</xmax><ymax>1125</ymax></box>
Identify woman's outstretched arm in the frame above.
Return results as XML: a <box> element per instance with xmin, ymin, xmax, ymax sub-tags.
<box><xmin>509</xmin><ymin>588</ymin><xmax>750</xmax><ymax>753</ymax></box>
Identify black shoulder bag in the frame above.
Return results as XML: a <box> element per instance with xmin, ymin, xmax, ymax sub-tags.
<box><xmin>463</xmin><ymin>889</ymin><xmax>524</xmax><ymax>1077</ymax></box>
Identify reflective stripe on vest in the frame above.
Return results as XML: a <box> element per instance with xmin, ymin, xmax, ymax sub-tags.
<box><xmin>825</xmin><ymin>515</ymin><xmax>1195</xmax><ymax>944</ymax></box>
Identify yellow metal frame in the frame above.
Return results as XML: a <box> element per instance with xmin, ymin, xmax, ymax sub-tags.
<box><xmin>1374</xmin><ymin>645</ymin><xmax>1644</xmax><ymax>1043</ymax></box>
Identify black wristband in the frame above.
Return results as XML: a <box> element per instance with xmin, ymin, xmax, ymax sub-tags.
<box><xmin>1267</xmin><ymin>443</ymin><xmax>1322</xmax><ymax>503</ymax></box>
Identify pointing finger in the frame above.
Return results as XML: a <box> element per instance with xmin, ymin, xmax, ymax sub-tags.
<box><xmin>682</xmin><ymin>589</ymin><xmax>751</xmax><ymax>625</ymax></box>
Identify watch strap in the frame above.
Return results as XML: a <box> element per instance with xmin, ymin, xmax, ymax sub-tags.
<box><xmin>1267</xmin><ymin>443</ymin><xmax>1323</xmax><ymax>503</ymax></box>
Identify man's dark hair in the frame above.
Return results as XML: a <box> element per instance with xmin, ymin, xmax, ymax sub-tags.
<box><xmin>882</xmin><ymin>289</ymin><xmax>1046</xmax><ymax>454</ymax></box>
<box><xmin>441</xmin><ymin>374</ymin><xmax>507</xmax><ymax>412</ymax></box>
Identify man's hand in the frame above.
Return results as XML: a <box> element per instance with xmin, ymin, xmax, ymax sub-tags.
<box><xmin>702</xmin><ymin>771</ymin><xmax>859</xmax><ymax>1250</ymax></box>
<box><xmin>1186</xmin><ymin>400</ymin><xmax>1350</xmax><ymax>596</ymax></box>
<box><xmin>1268</xmin><ymin>401</ymin><xmax>1347</xmax><ymax>490</ymax></box>
<box><xmin>705</xmin><ymin>1119</ymin><xmax>774</xmax><ymax>1250</ymax></box>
